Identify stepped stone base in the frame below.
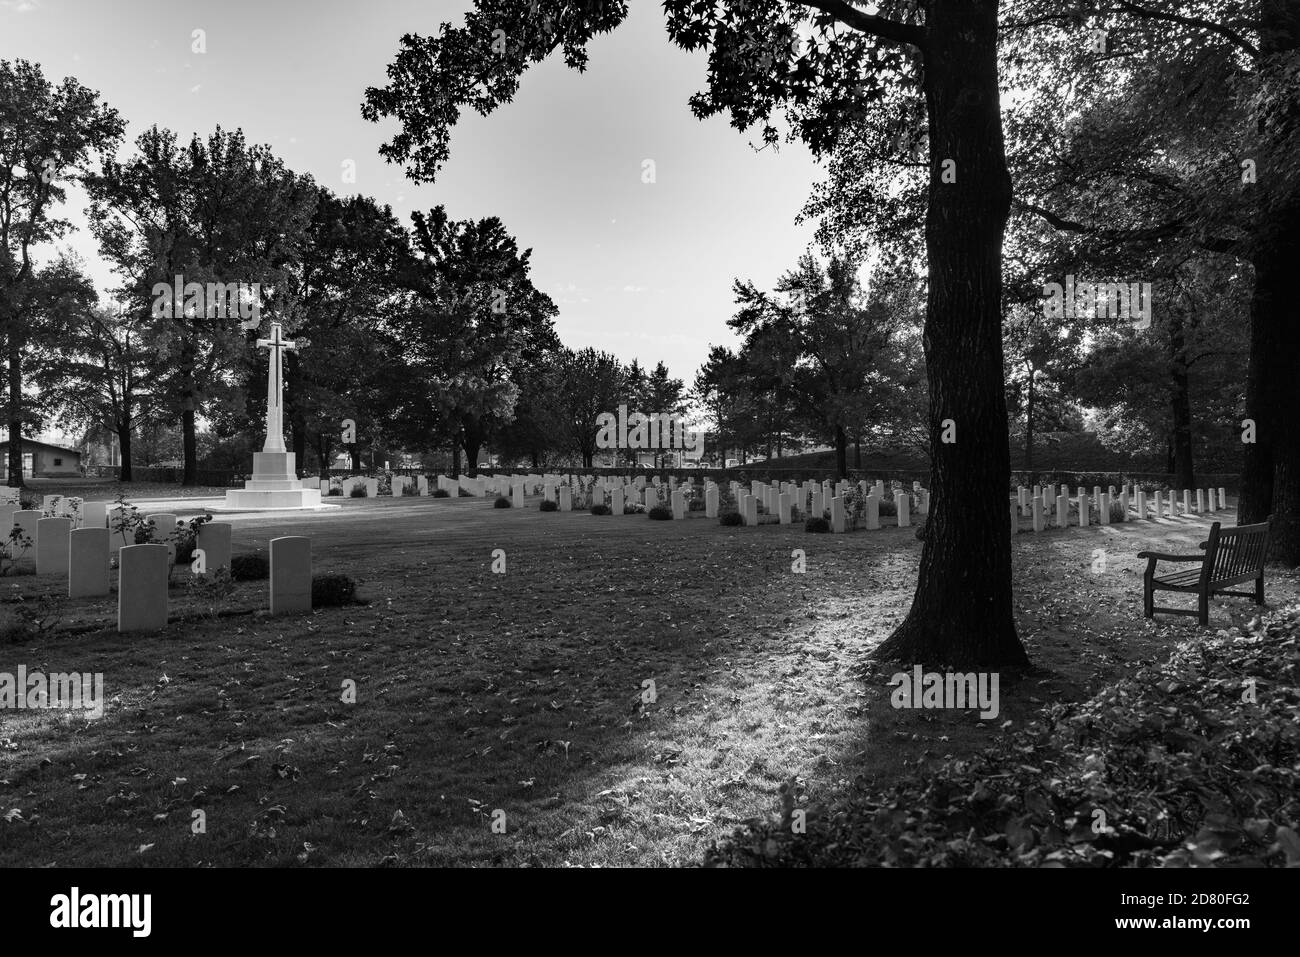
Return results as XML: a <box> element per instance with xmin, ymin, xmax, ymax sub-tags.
<box><xmin>214</xmin><ymin>451</ymin><xmax>338</xmax><ymax>512</ymax></box>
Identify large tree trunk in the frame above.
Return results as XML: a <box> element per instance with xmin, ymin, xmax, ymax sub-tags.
<box><xmin>875</xmin><ymin>0</ymin><xmax>1027</xmax><ymax>667</ymax></box>
<box><xmin>117</xmin><ymin>416</ymin><xmax>133</xmax><ymax>482</ymax></box>
<box><xmin>181</xmin><ymin>399</ymin><xmax>197</xmax><ymax>486</ymax></box>
<box><xmin>7</xmin><ymin>329</ymin><xmax>24</xmax><ymax>488</ymax></box>
<box><xmin>451</xmin><ymin>440</ymin><xmax>461</xmax><ymax>478</ymax></box>
<box><xmin>1024</xmin><ymin>368</ymin><xmax>1035</xmax><ymax>471</ymax></box>
<box><xmin>834</xmin><ymin>425</ymin><xmax>848</xmax><ymax>480</ymax></box>
<box><xmin>1167</xmin><ymin>309</ymin><xmax>1196</xmax><ymax>491</ymax></box>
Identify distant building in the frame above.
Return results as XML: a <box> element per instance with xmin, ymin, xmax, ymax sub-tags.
<box><xmin>0</xmin><ymin>437</ymin><xmax>83</xmax><ymax>477</ymax></box>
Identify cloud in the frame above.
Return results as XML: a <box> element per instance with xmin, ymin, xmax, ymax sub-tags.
<box><xmin>189</xmin><ymin>84</ymin><xmax>202</xmax><ymax>94</ymax></box>
<box><xmin>621</xmin><ymin>285</ymin><xmax>646</xmax><ymax>293</ymax></box>
<box><xmin>0</xmin><ymin>0</ymin><xmax>40</xmax><ymax>12</ymax></box>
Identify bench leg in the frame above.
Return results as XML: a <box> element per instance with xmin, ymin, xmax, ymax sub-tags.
<box><xmin>1143</xmin><ymin>576</ymin><xmax>1154</xmax><ymax>618</ymax></box>
<box><xmin>1255</xmin><ymin>576</ymin><xmax>1265</xmax><ymax>605</ymax></box>
<box><xmin>1198</xmin><ymin>591</ymin><xmax>1209</xmax><ymax>627</ymax></box>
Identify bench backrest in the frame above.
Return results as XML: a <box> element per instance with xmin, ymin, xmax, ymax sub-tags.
<box><xmin>1204</xmin><ymin>518</ymin><xmax>1271</xmax><ymax>585</ymax></box>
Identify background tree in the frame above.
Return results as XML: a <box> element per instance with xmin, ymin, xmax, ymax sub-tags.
<box><xmin>388</xmin><ymin>206</ymin><xmax>559</xmax><ymax>475</ymax></box>
<box><xmin>554</xmin><ymin>346</ymin><xmax>624</xmax><ymax>468</ymax></box>
<box><xmin>86</xmin><ymin>126</ymin><xmax>317</xmax><ymax>485</ymax></box>
<box><xmin>0</xmin><ymin>58</ymin><xmax>123</xmax><ymax>486</ymax></box>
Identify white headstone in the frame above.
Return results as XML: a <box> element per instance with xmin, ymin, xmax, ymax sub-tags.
<box><xmin>742</xmin><ymin>494</ymin><xmax>758</xmax><ymax>526</ymax></box>
<box><xmin>14</xmin><ymin>509</ymin><xmax>39</xmax><ymax>550</ymax></box>
<box><xmin>705</xmin><ymin>487</ymin><xmax>719</xmax><ymax>518</ymax></box>
<box><xmin>897</xmin><ymin>493</ymin><xmax>911</xmax><ymax>528</ymax></box>
<box><xmin>36</xmin><ymin>517</ymin><xmax>72</xmax><ymax>576</ymax></box>
<box><xmin>778</xmin><ymin>492</ymin><xmax>792</xmax><ymax>524</ymax></box>
<box><xmin>866</xmin><ymin>494</ymin><xmax>880</xmax><ymax>530</ymax></box>
<box><xmin>1099</xmin><ymin>493</ymin><xmax>1111</xmax><ymax>525</ymax></box>
<box><xmin>196</xmin><ymin>522</ymin><xmax>232</xmax><ymax>574</ymax></box>
<box><xmin>610</xmin><ymin>487</ymin><xmax>624</xmax><ymax>516</ymax></box>
<box><xmin>1136</xmin><ymin>490</ymin><xmax>1147</xmax><ymax>521</ymax></box>
<box><xmin>830</xmin><ymin>496</ymin><xmax>846</xmax><ymax>533</ymax></box>
<box><xmin>365</xmin><ymin>478</ymin><xmax>379</xmax><ymax>498</ymax></box>
<box><xmin>417</xmin><ymin>475</ymin><xmax>429</xmax><ymax>495</ymax></box>
<box><xmin>1031</xmin><ymin>496</ymin><xmax>1044</xmax><ymax>532</ymax></box>
<box><xmin>1077</xmin><ymin>494</ymin><xmax>1089</xmax><ymax>527</ymax></box>
<box><xmin>118</xmin><ymin>544</ymin><xmax>169</xmax><ymax>633</ymax></box>
<box><xmin>270</xmin><ymin>536</ymin><xmax>312</xmax><ymax>615</ymax></box>
<box><xmin>1196</xmin><ymin>488</ymin><xmax>1205</xmax><ymax>513</ymax></box>
<box><xmin>82</xmin><ymin>501</ymin><xmax>108</xmax><ymax>529</ymax></box>
<box><xmin>558</xmin><ymin>487</ymin><xmax>572</xmax><ymax>512</ymax></box>
<box><xmin>1182</xmin><ymin>489</ymin><xmax>1191</xmax><ymax>516</ymax></box>
<box><xmin>1056</xmin><ymin>493</ymin><xmax>1068</xmax><ymax>528</ymax></box>
<box><xmin>0</xmin><ymin>503</ymin><xmax>15</xmax><ymax>533</ymax></box>
<box><xmin>671</xmin><ymin>489</ymin><xmax>686</xmax><ymax>520</ymax></box>
<box><xmin>69</xmin><ymin>527</ymin><xmax>111</xmax><ymax>598</ymax></box>
<box><xmin>1010</xmin><ymin>501</ymin><xmax>1018</xmax><ymax>536</ymax></box>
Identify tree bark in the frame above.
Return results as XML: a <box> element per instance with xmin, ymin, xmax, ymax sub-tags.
<box><xmin>1024</xmin><ymin>368</ymin><xmax>1035</xmax><ymax>471</ymax></box>
<box><xmin>116</xmin><ymin>416</ymin><xmax>133</xmax><ymax>482</ymax></box>
<box><xmin>834</xmin><ymin>425</ymin><xmax>848</xmax><ymax>480</ymax></box>
<box><xmin>451</xmin><ymin>440</ymin><xmax>461</xmax><ymax>478</ymax></box>
<box><xmin>874</xmin><ymin>0</ymin><xmax>1028</xmax><ymax>667</ymax></box>
<box><xmin>1166</xmin><ymin>309</ymin><xmax>1196</xmax><ymax>491</ymax></box>
<box><xmin>7</xmin><ymin>328</ymin><xmax>24</xmax><ymax>488</ymax></box>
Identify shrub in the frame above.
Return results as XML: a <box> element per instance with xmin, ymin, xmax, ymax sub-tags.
<box><xmin>1110</xmin><ymin>500</ymin><xmax>1126</xmax><ymax>523</ymax></box>
<box><xmin>540</xmin><ymin>499</ymin><xmax>559</xmax><ymax>512</ymax></box>
<box><xmin>878</xmin><ymin>499</ymin><xmax>897</xmax><ymax>517</ymax></box>
<box><xmin>494</xmin><ymin>496</ymin><xmax>512</xmax><ymax>509</ymax></box>
<box><xmin>173</xmin><ymin>515</ymin><xmax>212</xmax><ymax>566</ymax></box>
<box><xmin>688</xmin><ymin>497</ymin><xmax>705</xmax><ymax>511</ymax></box>
<box><xmin>1</xmin><ymin>594</ymin><xmax>62</xmax><ymax>644</ymax></box>
<box><xmin>349</xmin><ymin>484</ymin><xmax>368</xmax><ymax>498</ymax></box>
<box><xmin>805</xmin><ymin>516</ymin><xmax>830</xmax><ymax>533</ymax></box>
<box><xmin>312</xmin><ymin>573</ymin><xmax>358</xmax><ymax>607</ymax></box>
<box><xmin>402</xmin><ymin>481</ymin><xmax>420</xmax><ymax>496</ymax></box>
<box><xmin>433</xmin><ymin>488</ymin><xmax>451</xmax><ymax>498</ymax></box>
<box><xmin>648</xmin><ymin>504</ymin><xmax>673</xmax><ymax>520</ymax></box>
<box><xmin>326</xmin><ymin>486</ymin><xmax>343</xmax><ymax>497</ymax></box>
<box><xmin>458</xmin><ymin>486</ymin><xmax>473</xmax><ymax>497</ymax></box>
<box><xmin>591</xmin><ymin>504</ymin><xmax>611</xmax><ymax>515</ymax></box>
<box><xmin>230</xmin><ymin>552</ymin><xmax>270</xmax><ymax>581</ymax></box>
<box><xmin>719</xmin><ymin>511</ymin><xmax>743</xmax><ymax>527</ymax></box>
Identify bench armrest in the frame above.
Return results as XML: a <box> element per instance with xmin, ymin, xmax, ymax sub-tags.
<box><xmin>1136</xmin><ymin>551</ymin><xmax>1204</xmax><ymax>562</ymax></box>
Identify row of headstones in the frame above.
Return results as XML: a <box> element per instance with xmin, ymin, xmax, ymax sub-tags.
<box><xmin>114</xmin><ymin>535</ymin><xmax>311</xmax><ymax>633</ymax></box>
<box><xmin>2</xmin><ymin>500</ymin><xmax>311</xmax><ymax>632</ymax></box>
<box><xmin>1010</xmin><ymin>484</ymin><xmax>1229</xmax><ymax>534</ymax></box>
<box><xmin>524</xmin><ymin>475</ymin><xmax>930</xmax><ymax>532</ymax></box>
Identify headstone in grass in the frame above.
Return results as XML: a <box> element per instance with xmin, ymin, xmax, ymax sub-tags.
<box><xmin>146</xmin><ymin>513</ymin><xmax>179</xmax><ymax>563</ymax></box>
<box><xmin>118</xmin><ymin>544</ymin><xmax>169</xmax><ymax>633</ymax></box>
<box><xmin>1218</xmin><ymin>487</ymin><xmax>1227</xmax><ymax>510</ymax></box>
<box><xmin>559</xmin><ymin>487</ymin><xmax>572</xmax><ymax>512</ymax></box>
<box><xmin>69</xmin><ymin>527</ymin><xmax>110</xmax><ymax>598</ymax></box>
<box><xmin>778</xmin><ymin>492</ymin><xmax>792</xmax><ymax>524</ymax></box>
<box><xmin>742</xmin><ymin>494</ymin><xmax>758</xmax><ymax>527</ymax></box>
<box><xmin>705</xmin><ymin>486</ymin><xmax>718</xmax><ymax>518</ymax></box>
<box><xmin>196</xmin><ymin>522</ymin><xmax>232</xmax><ymax>575</ymax></box>
<box><xmin>1135</xmin><ymin>489</ymin><xmax>1146</xmax><ymax>521</ymax></box>
<box><xmin>270</xmin><ymin>536</ymin><xmax>312</xmax><ymax>615</ymax></box>
<box><xmin>811</xmin><ymin>489</ymin><xmax>823</xmax><ymax>519</ymax></box>
<box><xmin>1055</xmin><ymin>493</ymin><xmax>1068</xmax><ymax>529</ymax></box>
<box><xmin>897</xmin><ymin>493</ymin><xmax>911</xmax><ymax>528</ymax></box>
<box><xmin>866</xmin><ymin>494</ymin><xmax>880</xmax><ymax>530</ymax></box>
<box><xmin>82</xmin><ymin>501</ymin><xmax>108</xmax><ymax>529</ymax></box>
<box><xmin>1031</xmin><ymin>496</ymin><xmax>1044</xmax><ymax>532</ymax></box>
<box><xmin>0</xmin><ymin>487</ymin><xmax>18</xmax><ymax>505</ymax></box>
<box><xmin>1099</xmin><ymin>493</ymin><xmax>1111</xmax><ymax>525</ymax></box>
<box><xmin>365</xmin><ymin>478</ymin><xmax>379</xmax><ymax>498</ymax></box>
<box><xmin>1196</xmin><ymin>488</ymin><xmax>1205</xmax><ymax>513</ymax></box>
<box><xmin>1077</xmin><ymin>493</ymin><xmax>1089</xmax><ymax>527</ymax></box>
<box><xmin>671</xmin><ymin>489</ymin><xmax>686</xmax><ymax>520</ymax></box>
<box><xmin>391</xmin><ymin>476</ymin><xmax>405</xmax><ymax>497</ymax></box>
<box><xmin>1010</xmin><ymin>501</ymin><xmax>1018</xmax><ymax>535</ymax></box>
<box><xmin>0</xmin><ymin>503</ymin><xmax>15</xmax><ymax>532</ymax></box>
<box><xmin>831</xmin><ymin>496</ymin><xmax>845</xmax><ymax>533</ymax></box>
<box><xmin>610</xmin><ymin>487</ymin><xmax>624</xmax><ymax>516</ymax></box>
<box><xmin>1181</xmin><ymin>489</ymin><xmax>1191</xmax><ymax>516</ymax></box>
<box><xmin>417</xmin><ymin>475</ymin><xmax>429</xmax><ymax>495</ymax></box>
<box><xmin>36</xmin><ymin>518</ymin><xmax>72</xmax><ymax>576</ymax></box>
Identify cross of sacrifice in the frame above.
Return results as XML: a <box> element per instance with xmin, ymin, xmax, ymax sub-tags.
<box><xmin>256</xmin><ymin>321</ymin><xmax>298</xmax><ymax>454</ymax></box>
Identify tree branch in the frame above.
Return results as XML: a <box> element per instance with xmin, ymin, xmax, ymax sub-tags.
<box><xmin>795</xmin><ymin>0</ymin><xmax>925</xmax><ymax>49</ymax></box>
<box><xmin>1111</xmin><ymin>0</ymin><xmax>1260</xmax><ymax>59</ymax></box>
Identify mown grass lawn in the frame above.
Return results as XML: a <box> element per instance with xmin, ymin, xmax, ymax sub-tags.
<box><xmin>2</xmin><ymin>496</ymin><xmax>1291</xmax><ymax>866</ymax></box>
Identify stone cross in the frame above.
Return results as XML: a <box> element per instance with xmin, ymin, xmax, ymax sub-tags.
<box><xmin>256</xmin><ymin>321</ymin><xmax>299</xmax><ymax>454</ymax></box>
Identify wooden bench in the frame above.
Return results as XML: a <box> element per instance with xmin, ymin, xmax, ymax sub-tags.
<box><xmin>1139</xmin><ymin>518</ymin><xmax>1270</xmax><ymax>626</ymax></box>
